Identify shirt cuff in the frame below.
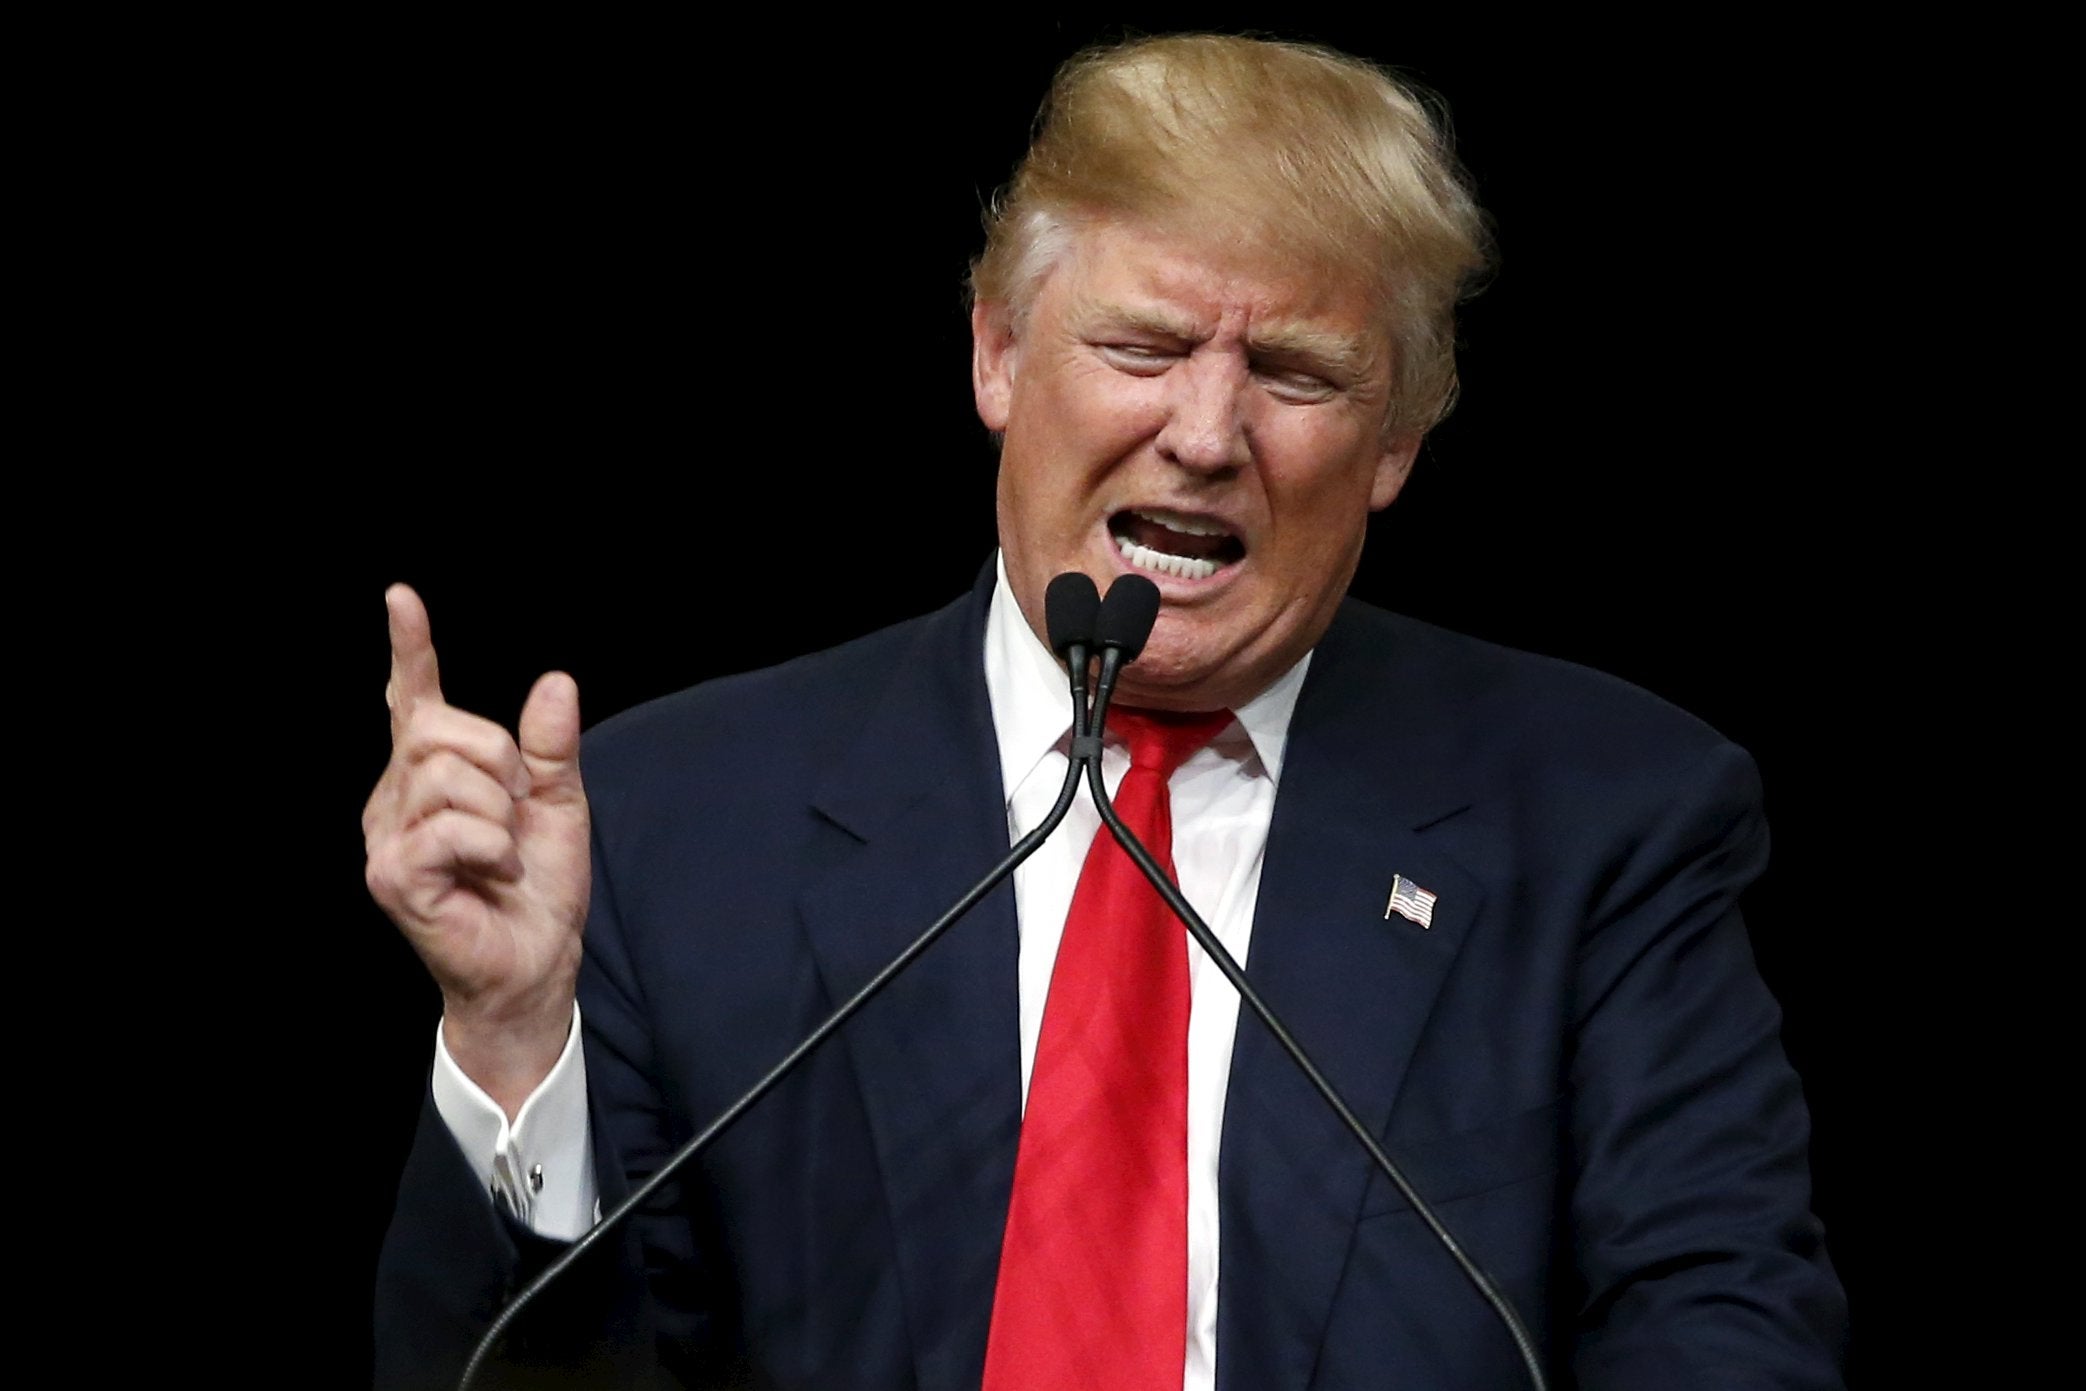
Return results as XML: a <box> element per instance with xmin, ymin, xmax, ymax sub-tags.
<box><xmin>430</xmin><ymin>1005</ymin><xmax>600</xmax><ymax>1242</ymax></box>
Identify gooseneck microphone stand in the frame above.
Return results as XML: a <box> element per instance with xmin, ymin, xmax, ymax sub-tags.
<box><xmin>455</xmin><ymin>575</ymin><xmax>1106</xmax><ymax>1391</ymax></box>
<box><xmin>1082</xmin><ymin>574</ymin><xmax>1549</xmax><ymax>1391</ymax></box>
<box><xmin>458</xmin><ymin>571</ymin><xmax>1548</xmax><ymax>1391</ymax></box>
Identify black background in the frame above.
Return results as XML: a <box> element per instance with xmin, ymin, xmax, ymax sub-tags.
<box><xmin>220</xmin><ymin>15</ymin><xmax>1928</xmax><ymax>1385</ymax></box>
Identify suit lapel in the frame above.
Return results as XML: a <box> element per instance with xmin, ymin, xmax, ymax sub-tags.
<box><xmin>1216</xmin><ymin>603</ymin><xmax>1486</xmax><ymax>1390</ymax></box>
<box><xmin>795</xmin><ymin>573</ymin><xmax>1022</xmax><ymax>1391</ymax></box>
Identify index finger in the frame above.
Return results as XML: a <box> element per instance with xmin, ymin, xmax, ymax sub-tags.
<box><xmin>385</xmin><ymin>583</ymin><xmax>445</xmax><ymax>738</ymax></box>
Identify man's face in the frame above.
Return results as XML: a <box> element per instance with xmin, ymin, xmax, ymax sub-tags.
<box><xmin>974</xmin><ymin>220</ymin><xmax>1419</xmax><ymax>712</ymax></box>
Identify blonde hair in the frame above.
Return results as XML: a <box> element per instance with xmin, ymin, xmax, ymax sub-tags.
<box><xmin>972</xmin><ymin>34</ymin><xmax>1490</xmax><ymax>434</ymax></box>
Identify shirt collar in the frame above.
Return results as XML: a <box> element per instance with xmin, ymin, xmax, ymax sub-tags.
<box><xmin>983</xmin><ymin>551</ymin><xmax>1310</xmax><ymax>804</ymax></box>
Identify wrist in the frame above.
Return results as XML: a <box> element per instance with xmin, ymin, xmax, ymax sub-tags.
<box><xmin>440</xmin><ymin>993</ymin><xmax>577</xmax><ymax>1121</ymax></box>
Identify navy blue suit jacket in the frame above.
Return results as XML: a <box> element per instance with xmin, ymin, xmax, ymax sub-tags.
<box><xmin>376</xmin><ymin>570</ymin><xmax>1846</xmax><ymax>1389</ymax></box>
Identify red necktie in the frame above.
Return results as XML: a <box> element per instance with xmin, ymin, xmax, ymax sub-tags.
<box><xmin>983</xmin><ymin>707</ymin><xmax>1234</xmax><ymax>1390</ymax></box>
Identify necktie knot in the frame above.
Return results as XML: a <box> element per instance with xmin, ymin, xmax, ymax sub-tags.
<box><xmin>1109</xmin><ymin>707</ymin><xmax>1235</xmax><ymax>780</ymax></box>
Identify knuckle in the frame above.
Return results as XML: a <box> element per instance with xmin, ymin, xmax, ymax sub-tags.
<box><xmin>395</xmin><ymin>708</ymin><xmax>446</xmax><ymax>760</ymax></box>
<box><xmin>364</xmin><ymin>848</ymin><xmax>400</xmax><ymax>904</ymax></box>
<box><xmin>413</xmin><ymin>756</ymin><xmax>510</xmax><ymax>822</ymax></box>
<box><xmin>401</xmin><ymin>706</ymin><xmax>520</xmax><ymax>776</ymax></box>
<box><xmin>362</xmin><ymin>770</ymin><xmax>404</xmax><ymax>836</ymax></box>
<box><xmin>428</xmin><ymin>808</ymin><xmax>504</xmax><ymax>863</ymax></box>
<box><xmin>410</xmin><ymin>812</ymin><xmax>458</xmax><ymax>859</ymax></box>
<box><xmin>409</xmin><ymin>748</ymin><xmax>463</xmax><ymax>793</ymax></box>
<box><xmin>398</xmin><ymin>817</ymin><xmax>458</xmax><ymax>875</ymax></box>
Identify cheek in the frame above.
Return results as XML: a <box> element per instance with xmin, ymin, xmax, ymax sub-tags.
<box><xmin>1049</xmin><ymin>364</ymin><xmax>1168</xmax><ymax>447</ymax></box>
<box><xmin>1260</xmin><ymin>455</ymin><xmax>1378</xmax><ymax>568</ymax></box>
<box><xmin>997</xmin><ymin>444</ymin><xmax>1092</xmax><ymax>567</ymax></box>
<box><xmin>1000</xmin><ymin>447</ymin><xmax>1071</xmax><ymax>525</ymax></box>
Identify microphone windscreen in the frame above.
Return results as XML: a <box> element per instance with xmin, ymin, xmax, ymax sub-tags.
<box><xmin>1097</xmin><ymin>575</ymin><xmax>1162</xmax><ymax>660</ymax></box>
<box><xmin>1045</xmin><ymin>572</ymin><xmax>1102</xmax><ymax>658</ymax></box>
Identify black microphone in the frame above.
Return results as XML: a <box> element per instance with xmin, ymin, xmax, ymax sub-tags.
<box><xmin>1096</xmin><ymin>573</ymin><xmax>1160</xmax><ymax>660</ymax></box>
<box><xmin>1045</xmin><ymin>571</ymin><xmax>1101</xmax><ymax>660</ymax></box>
<box><xmin>1081</xmin><ymin>597</ymin><xmax>1551</xmax><ymax>1391</ymax></box>
<box><xmin>1046</xmin><ymin>572</ymin><xmax>1101</xmax><ymax>742</ymax></box>
<box><xmin>1090</xmin><ymin>574</ymin><xmax>1161</xmax><ymax>734</ymax></box>
<box><xmin>457</xmin><ymin>573</ymin><xmax>1106</xmax><ymax>1391</ymax></box>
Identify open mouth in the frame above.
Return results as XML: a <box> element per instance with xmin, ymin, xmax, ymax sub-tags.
<box><xmin>1109</xmin><ymin>508</ymin><xmax>1246</xmax><ymax>581</ymax></box>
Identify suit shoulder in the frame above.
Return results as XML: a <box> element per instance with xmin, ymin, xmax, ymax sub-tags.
<box><xmin>1328</xmin><ymin>600</ymin><xmax>1754</xmax><ymax>788</ymax></box>
<box><xmin>579</xmin><ymin>598</ymin><xmax>960</xmax><ymax>794</ymax></box>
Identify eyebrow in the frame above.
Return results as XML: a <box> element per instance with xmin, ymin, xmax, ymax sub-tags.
<box><xmin>1246</xmin><ymin>323</ymin><xmax>1378</xmax><ymax>380</ymax></box>
<box><xmin>1086</xmin><ymin>302</ymin><xmax>1378</xmax><ymax>380</ymax></box>
<box><xmin>1090</xmin><ymin>303</ymin><xmax>1193</xmax><ymax>338</ymax></box>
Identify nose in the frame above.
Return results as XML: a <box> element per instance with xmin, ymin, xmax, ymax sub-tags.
<box><xmin>1154</xmin><ymin>352</ymin><xmax>1250</xmax><ymax>476</ymax></box>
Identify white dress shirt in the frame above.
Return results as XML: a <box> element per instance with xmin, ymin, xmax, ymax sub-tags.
<box><xmin>433</xmin><ymin>554</ymin><xmax>1305</xmax><ymax>1390</ymax></box>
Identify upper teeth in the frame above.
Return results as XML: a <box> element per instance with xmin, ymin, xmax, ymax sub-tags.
<box><xmin>1133</xmin><ymin>508</ymin><xmax>1228</xmax><ymax>537</ymax></box>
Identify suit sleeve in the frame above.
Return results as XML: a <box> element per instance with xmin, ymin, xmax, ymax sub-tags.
<box><xmin>372</xmin><ymin>823</ymin><xmax>733</xmax><ymax>1391</ymax></box>
<box><xmin>1566</xmin><ymin>739</ymin><xmax>1847</xmax><ymax>1389</ymax></box>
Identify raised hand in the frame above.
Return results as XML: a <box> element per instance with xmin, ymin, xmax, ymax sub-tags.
<box><xmin>363</xmin><ymin>584</ymin><xmax>591</xmax><ymax>1118</ymax></box>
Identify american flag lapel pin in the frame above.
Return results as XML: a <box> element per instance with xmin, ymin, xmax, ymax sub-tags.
<box><xmin>1384</xmin><ymin>873</ymin><xmax>1438</xmax><ymax>929</ymax></box>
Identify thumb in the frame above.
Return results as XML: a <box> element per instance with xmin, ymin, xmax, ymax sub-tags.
<box><xmin>517</xmin><ymin>671</ymin><xmax>583</xmax><ymax>801</ymax></box>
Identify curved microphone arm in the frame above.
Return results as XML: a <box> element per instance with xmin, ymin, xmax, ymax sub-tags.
<box><xmin>458</xmin><ymin>747</ymin><xmax>1095</xmax><ymax>1391</ymax></box>
<box><xmin>1082</xmin><ymin>670</ymin><xmax>1550</xmax><ymax>1391</ymax></box>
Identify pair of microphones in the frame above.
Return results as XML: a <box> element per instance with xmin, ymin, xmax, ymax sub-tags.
<box><xmin>1041</xmin><ymin>568</ymin><xmax>1158</xmax><ymax>742</ymax></box>
<box><xmin>458</xmin><ymin>573</ymin><xmax>1547</xmax><ymax>1391</ymax></box>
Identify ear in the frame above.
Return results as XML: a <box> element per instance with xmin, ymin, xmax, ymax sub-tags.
<box><xmin>1368</xmin><ymin>433</ymin><xmax>1423</xmax><ymax>511</ymax></box>
<box><xmin>971</xmin><ymin>300</ymin><xmax>1019</xmax><ymax>432</ymax></box>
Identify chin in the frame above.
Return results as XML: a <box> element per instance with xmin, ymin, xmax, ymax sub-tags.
<box><xmin>1108</xmin><ymin>635</ymin><xmax>1236</xmax><ymax>713</ymax></box>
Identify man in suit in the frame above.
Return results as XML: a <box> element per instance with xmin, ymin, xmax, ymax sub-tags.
<box><xmin>367</xmin><ymin>34</ymin><xmax>1846</xmax><ymax>1389</ymax></box>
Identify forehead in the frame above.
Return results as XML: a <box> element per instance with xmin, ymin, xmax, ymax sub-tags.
<box><xmin>1045</xmin><ymin>220</ymin><xmax>1387</xmax><ymax>358</ymax></box>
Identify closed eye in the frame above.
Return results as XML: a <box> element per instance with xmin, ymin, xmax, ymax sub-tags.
<box><xmin>1096</xmin><ymin>342</ymin><xmax>1182</xmax><ymax>374</ymax></box>
<box><xmin>1256</xmin><ymin>365</ymin><xmax>1339</xmax><ymax>404</ymax></box>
